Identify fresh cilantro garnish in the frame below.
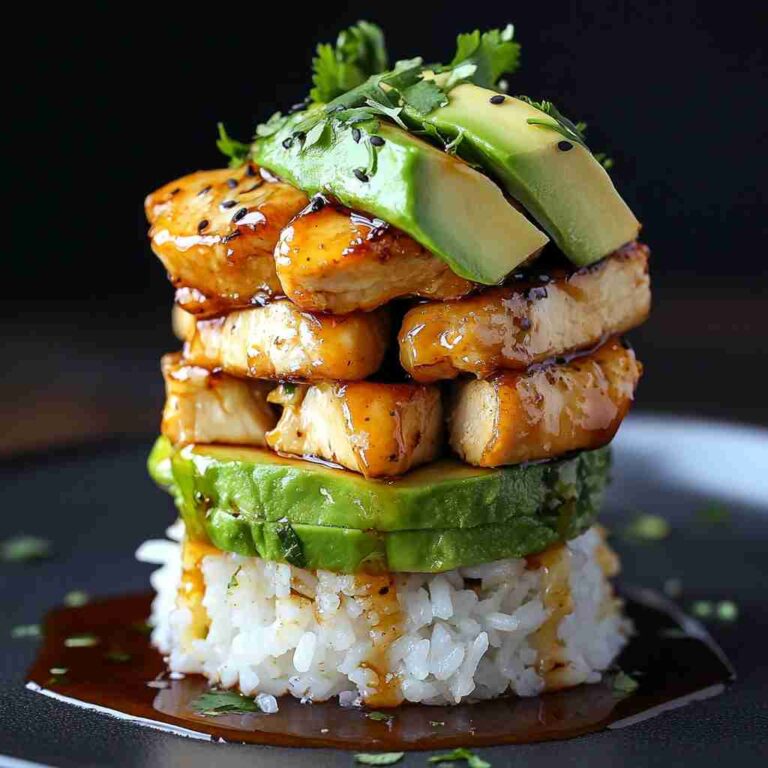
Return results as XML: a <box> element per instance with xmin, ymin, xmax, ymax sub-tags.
<box><xmin>1</xmin><ymin>535</ymin><xmax>51</xmax><ymax>563</ymax></box>
<box><xmin>447</xmin><ymin>24</ymin><xmax>520</xmax><ymax>89</ymax></box>
<box><xmin>310</xmin><ymin>21</ymin><xmax>388</xmax><ymax>104</ymax></box>
<box><xmin>612</xmin><ymin>671</ymin><xmax>640</xmax><ymax>694</ymax></box>
<box><xmin>516</xmin><ymin>96</ymin><xmax>588</xmax><ymax>148</ymax></box>
<box><xmin>64</xmin><ymin>633</ymin><xmax>99</xmax><ymax>648</ymax></box>
<box><xmin>400</xmin><ymin>80</ymin><xmax>448</xmax><ymax>114</ymax></box>
<box><xmin>275</xmin><ymin>523</ymin><xmax>306</xmax><ymax>568</ymax></box>
<box><xmin>191</xmin><ymin>689</ymin><xmax>265</xmax><ymax>716</ymax></box>
<box><xmin>365</xmin><ymin>710</ymin><xmax>394</xmax><ymax>724</ymax></box>
<box><xmin>227</xmin><ymin>565</ymin><xmax>242</xmax><ymax>593</ymax></box>
<box><xmin>105</xmin><ymin>650</ymin><xmax>132</xmax><ymax>663</ymax></box>
<box><xmin>624</xmin><ymin>513</ymin><xmax>670</xmax><ymax>541</ymax></box>
<box><xmin>11</xmin><ymin>624</ymin><xmax>41</xmax><ymax>639</ymax></box>
<box><xmin>216</xmin><ymin>123</ymin><xmax>250</xmax><ymax>168</ymax></box>
<box><xmin>64</xmin><ymin>590</ymin><xmax>89</xmax><ymax>607</ymax></box>
<box><xmin>354</xmin><ymin>754</ymin><xmax>404</xmax><ymax>766</ymax></box>
<box><xmin>255</xmin><ymin>111</ymin><xmax>288</xmax><ymax>138</ymax></box>
<box><xmin>428</xmin><ymin>747</ymin><xmax>491</xmax><ymax>768</ymax></box>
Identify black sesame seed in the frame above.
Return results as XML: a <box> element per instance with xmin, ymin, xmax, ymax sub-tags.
<box><xmin>242</xmin><ymin>182</ymin><xmax>264</xmax><ymax>193</ymax></box>
<box><xmin>309</xmin><ymin>196</ymin><xmax>325</xmax><ymax>213</ymax></box>
<box><xmin>226</xmin><ymin>178</ymin><xmax>238</xmax><ymax>189</ymax></box>
<box><xmin>558</xmin><ymin>140</ymin><xmax>574</xmax><ymax>152</ymax></box>
<box><xmin>489</xmin><ymin>94</ymin><xmax>506</xmax><ymax>104</ymax></box>
<box><xmin>222</xmin><ymin>230</ymin><xmax>241</xmax><ymax>243</ymax></box>
<box><xmin>197</xmin><ymin>185</ymin><xmax>212</xmax><ymax>196</ymax></box>
<box><xmin>170</xmin><ymin>187</ymin><xmax>181</xmax><ymax>196</ymax></box>
<box><xmin>353</xmin><ymin>168</ymin><xmax>369</xmax><ymax>182</ymax></box>
<box><xmin>352</xmin><ymin>128</ymin><xmax>361</xmax><ymax>143</ymax></box>
<box><xmin>555</xmin><ymin>356</ymin><xmax>568</xmax><ymax>365</ymax></box>
<box><xmin>282</xmin><ymin>137</ymin><xmax>294</xmax><ymax>149</ymax></box>
<box><xmin>197</xmin><ymin>219</ymin><xmax>209</xmax><ymax>232</ymax></box>
<box><xmin>246</xmin><ymin>165</ymin><xmax>257</xmax><ymax>177</ymax></box>
<box><xmin>221</xmin><ymin>200</ymin><xmax>237</xmax><ymax>209</ymax></box>
<box><xmin>369</xmin><ymin>135</ymin><xmax>385</xmax><ymax>147</ymax></box>
<box><xmin>294</xmin><ymin>131</ymin><xmax>306</xmax><ymax>144</ymax></box>
<box><xmin>232</xmin><ymin>207</ymin><xmax>248</xmax><ymax>222</ymax></box>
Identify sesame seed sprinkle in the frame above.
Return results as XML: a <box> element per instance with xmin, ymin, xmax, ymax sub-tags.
<box><xmin>197</xmin><ymin>219</ymin><xmax>209</xmax><ymax>232</ymax></box>
<box><xmin>558</xmin><ymin>140</ymin><xmax>574</xmax><ymax>152</ymax></box>
<box><xmin>489</xmin><ymin>94</ymin><xmax>506</xmax><ymax>104</ymax></box>
<box><xmin>353</xmin><ymin>168</ymin><xmax>369</xmax><ymax>182</ymax></box>
<box><xmin>232</xmin><ymin>207</ymin><xmax>248</xmax><ymax>222</ymax></box>
<box><xmin>370</xmin><ymin>135</ymin><xmax>385</xmax><ymax>147</ymax></box>
<box><xmin>221</xmin><ymin>200</ymin><xmax>237</xmax><ymax>209</ymax></box>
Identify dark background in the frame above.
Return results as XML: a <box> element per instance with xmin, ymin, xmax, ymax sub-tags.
<box><xmin>4</xmin><ymin>0</ymin><xmax>767</xmax><ymax>455</ymax></box>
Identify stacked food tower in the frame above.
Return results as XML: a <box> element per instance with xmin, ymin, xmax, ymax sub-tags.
<box><xmin>142</xmin><ymin>23</ymin><xmax>650</xmax><ymax>710</ymax></box>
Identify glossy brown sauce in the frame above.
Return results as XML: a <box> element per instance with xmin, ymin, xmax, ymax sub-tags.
<box><xmin>26</xmin><ymin>590</ymin><xmax>733</xmax><ymax>750</ymax></box>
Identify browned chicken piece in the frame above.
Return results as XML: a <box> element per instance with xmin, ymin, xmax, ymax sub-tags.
<box><xmin>161</xmin><ymin>353</ymin><xmax>277</xmax><ymax>446</ymax></box>
<box><xmin>266</xmin><ymin>381</ymin><xmax>442</xmax><ymax>477</ymax></box>
<box><xmin>449</xmin><ymin>338</ymin><xmax>641</xmax><ymax>466</ymax></box>
<box><xmin>274</xmin><ymin>202</ymin><xmax>474</xmax><ymax>314</ymax></box>
<box><xmin>145</xmin><ymin>167</ymin><xmax>308</xmax><ymax>310</ymax></box>
<box><xmin>399</xmin><ymin>243</ymin><xmax>650</xmax><ymax>382</ymax></box>
<box><xmin>179</xmin><ymin>300</ymin><xmax>389</xmax><ymax>382</ymax></box>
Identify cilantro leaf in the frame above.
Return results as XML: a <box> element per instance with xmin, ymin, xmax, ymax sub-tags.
<box><xmin>1</xmin><ymin>535</ymin><xmax>51</xmax><ymax>563</ymax></box>
<box><xmin>354</xmin><ymin>754</ymin><xmax>404</xmax><ymax>766</ymax></box>
<box><xmin>401</xmin><ymin>80</ymin><xmax>448</xmax><ymax>115</ymax></box>
<box><xmin>191</xmin><ymin>689</ymin><xmax>264</xmax><ymax>716</ymax></box>
<box><xmin>255</xmin><ymin>111</ymin><xmax>289</xmax><ymax>138</ymax></box>
<box><xmin>275</xmin><ymin>523</ymin><xmax>306</xmax><ymax>568</ymax></box>
<box><xmin>449</xmin><ymin>24</ymin><xmax>520</xmax><ymax>89</ymax></box>
<box><xmin>517</xmin><ymin>96</ymin><xmax>588</xmax><ymax>147</ymax></box>
<box><xmin>366</xmin><ymin>710</ymin><xmax>394</xmax><ymax>724</ymax></box>
<box><xmin>429</xmin><ymin>747</ymin><xmax>491</xmax><ymax>768</ymax></box>
<box><xmin>216</xmin><ymin>123</ymin><xmax>250</xmax><ymax>168</ymax></box>
<box><xmin>310</xmin><ymin>21</ymin><xmax>389</xmax><ymax>104</ymax></box>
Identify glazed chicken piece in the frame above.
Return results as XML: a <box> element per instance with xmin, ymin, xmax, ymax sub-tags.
<box><xmin>161</xmin><ymin>353</ymin><xmax>276</xmax><ymax>447</ymax></box>
<box><xmin>145</xmin><ymin>167</ymin><xmax>308</xmax><ymax>312</ymax></box>
<box><xmin>399</xmin><ymin>243</ymin><xmax>650</xmax><ymax>382</ymax></box>
<box><xmin>179</xmin><ymin>300</ymin><xmax>389</xmax><ymax>382</ymax></box>
<box><xmin>266</xmin><ymin>381</ymin><xmax>442</xmax><ymax>477</ymax></box>
<box><xmin>449</xmin><ymin>338</ymin><xmax>641</xmax><ymax>466</ymax></box>
<box><xmin>275</xmin><ymin>201</ymin><xmax>474</xmax><ymax>314</ymax></box>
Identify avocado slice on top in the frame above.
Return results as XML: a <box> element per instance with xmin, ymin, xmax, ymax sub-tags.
<box><xmin>252</xmin><ymin>117</ymin><xmax>548</xmax><ymax>285</ymax></box>
<box><xmin>419</xmin><ymin>83</ymin><xmax>640</xmax><ymax>267</ymax></box>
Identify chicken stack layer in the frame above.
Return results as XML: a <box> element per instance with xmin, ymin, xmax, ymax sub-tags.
<box><xmin>141</xmin><ymin>161</ymin><xmax>650</xmax><ymax>710</ymax></box>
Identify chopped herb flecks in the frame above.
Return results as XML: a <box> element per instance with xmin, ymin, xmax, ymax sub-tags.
<box><xmin>1</xmin><ymin>535</ymin><xmax>51</xmax><ymax>563</ymax></box>
<box><xmin>625</xmin><ymin>513</ymin><xmax>670</xmax><ymax>541</ymax></box>
<box><xmin>64</xmin><ymin>590</ymin><xmax>89</xmax><ymax>607</ymax></box>
<box><xmin>428</xmin><ymin>747</ymin><xmax>491</xmax><ymax>768</ymax></box>
<box><xmin>366</xmin><ymin>710</ymin><xmax>394</xmax><ymax>724</ymax></box>
<box><xmin>191</xmin><ymin>689</ymin><xmax>266</xmax><ymax>716</ymax></box>
<box><xmin>64</xmin><ymin>634</ymin><xmax>99</xmax><ymax>648</ymax></box>
<box><xmin>612</xmin><ymin>671</ymin><xmax>640</xmax><ymax>694</ymax></box>
<box><xmin>11</xmin><ymin>624</ymin><xmax>41</xmax><ymax>639</ymax></box>
<box><xmin>227</xmin><ymin>566</ymin><xmax>243</xmax><ymax>593</ymax></box>
<box><xmin>354</xmin><ymin>754</ymin><xmax>404</xmax><ymax>766</ymax></box>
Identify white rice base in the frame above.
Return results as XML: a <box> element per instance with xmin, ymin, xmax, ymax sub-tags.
<box><xmin>136</xmin><ymin>524</ymin><xmax>628</xmax><ymax>707</ymax></box>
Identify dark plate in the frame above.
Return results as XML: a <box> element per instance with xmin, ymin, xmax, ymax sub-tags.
<box><xmin>1</xmin><ymin>414</ymin><xmax>767</xmax><ymax>767</ymax></box>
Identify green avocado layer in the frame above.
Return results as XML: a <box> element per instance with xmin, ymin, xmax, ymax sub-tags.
<box><xmin>149</xmin><ymin>438</ymin><xmax>610</xmax><ymax>573</ymax></box>
<box><xmin>252</xmin><ymin>116</ymin><xmax>548</xmax><ymax>284</ymax></box>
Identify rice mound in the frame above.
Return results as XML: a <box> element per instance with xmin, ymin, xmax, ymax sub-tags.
<box><xmin>136</xmin><ymin>523</ymin><xmax>628</xmax><ymax>708</ymax></box>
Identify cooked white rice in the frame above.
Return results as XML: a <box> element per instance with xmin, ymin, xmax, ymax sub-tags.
<box><xmin>136</xmin><ymin>523</ymin><xmax>628</xmax><ymax>708</ymax></box>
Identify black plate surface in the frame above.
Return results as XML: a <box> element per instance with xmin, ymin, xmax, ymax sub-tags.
<box><xmin>1</xmin><ymin>414</ymin><xmax>767</xmax><ymax>767</ymax></box>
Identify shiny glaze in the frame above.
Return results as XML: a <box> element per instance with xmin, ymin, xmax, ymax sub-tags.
<box><xmin>449</xmin><ymin>338</ymin><xmax>642</xmax><ymax>466</ymax></box>
<box><xmin>26</xmin><ymin>590</ymin><xmax>733</xmax><ymax>749</ymax></box>
<box><xmin>354</xmin><ymin>573</ymin><xmax>405</xmax><ymax>707</ymax></box>
<box><xmin>146</xmin><ymin>167</ymin><xmax>307</xmax><ymax>308</ymax></box>
<box><xmin>399</xmin><ymin>244</ymin><xmax>651</xmax><ymax>382</ymax></box>
<box><xmin>275</xmin><ymin>202</ymin><xmax>473</xmax><ymax>314</ymax></box>
<box><xmin>161</xmin><ymin>353</ymin><xmax>277</xmax><ymax>447</ymax></box>
<box><xmin>266</xmin><ymin>381</ymin><xmax>443</xmax><ymax>477</ymax></box>
<box><xmin>180</xmin><ymin>300</ymin><xmax>391</xmax><ymax>382</ymax></box>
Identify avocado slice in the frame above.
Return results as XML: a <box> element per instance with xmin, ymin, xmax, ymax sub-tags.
<box><xmin>200</xmin><ymin>509</ymin><xmax>583</xmax><ymax>573</ymax></box>
<box><xmin>252</xmin><ymin>116</ymin><xmax>548</xmax><ymax>284</ymax></box>
<box><xmin>149</xmin><ymin>437</ymin><xmax>609</xmax><ymax>534</ymax></box>
<box><xmin>418</xmin><ymin>83</ymin><xmax>640</xmax><ymax>266</ymax></box>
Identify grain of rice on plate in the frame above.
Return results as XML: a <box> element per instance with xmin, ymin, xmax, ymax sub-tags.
<box><xmin>140</xmin><ymin>20</ymin><xmax>650</xmax><ymax>711</ymax></box>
